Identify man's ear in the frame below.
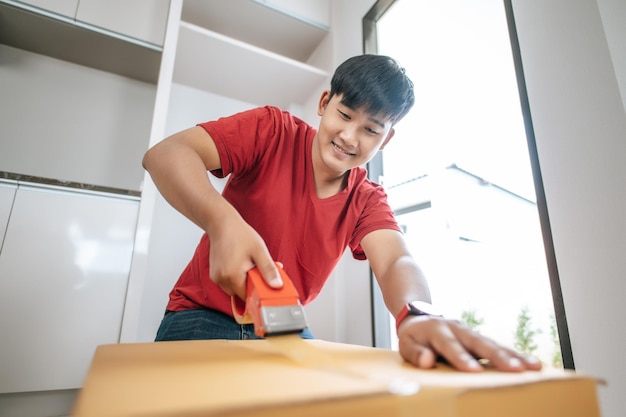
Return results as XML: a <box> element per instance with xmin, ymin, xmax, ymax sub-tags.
<box><xmin>317</xmin><ymin>90</ymin><xmax>331</xmax><ymax>116</ymax></box>
<box><xmin>379</xmin><ymin>128</ymin><xmax>395</xmax><ymax>150</ymax></box>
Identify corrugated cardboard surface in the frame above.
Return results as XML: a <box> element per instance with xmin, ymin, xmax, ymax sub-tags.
<box><xmin>72</xmin><ymin>339</ymin><xmax>601</xmax><ymax>417</ymax></box>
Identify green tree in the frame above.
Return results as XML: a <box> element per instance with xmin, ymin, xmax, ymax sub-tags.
<box><xmin>514</xmin><ymin>306</ymin><xmax>540</xmax><ymax>355</ymax></box>
<box><xmin>549</xmin><ymin>315</ymin><xmax>563</xmax><ymax>368</ymax></box>
<box><xmin>461</xmin><ymin>309</ymin><xmax>484</xmax><ymax>333</ymax></box>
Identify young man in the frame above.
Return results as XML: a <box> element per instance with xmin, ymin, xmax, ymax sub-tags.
<box><xmin>143</xmin><ymin>54</ymin><xmax>541</xmax><ymax>372</ymax></box>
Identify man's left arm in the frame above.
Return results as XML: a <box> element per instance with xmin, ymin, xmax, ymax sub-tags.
<box><xmin>361</xmin><ymin>229</ymin><xmax>542</xmax><ymax>372</ymax></box>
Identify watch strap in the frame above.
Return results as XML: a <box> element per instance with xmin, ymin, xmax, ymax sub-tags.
<box><xmin>395</xmin><ymin>304</ymin><xmax>413</xmax><ymax>333</ymax></box>
<box><xmin>395</xmin><ymin>301</ymin><xmax>441</xmax><ymax>334</ymax></box>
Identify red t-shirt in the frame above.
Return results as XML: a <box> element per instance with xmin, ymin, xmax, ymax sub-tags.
<box><xmin>166</xmin><ymin>106</ymin><xmax>400</xmax><ymax>316</ymax></box>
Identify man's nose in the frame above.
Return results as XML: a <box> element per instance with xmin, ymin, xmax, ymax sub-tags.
<box><xmin>339</xmin><ymin>124</ymin><xmax>358</xmax><ymax>145</ymax></box>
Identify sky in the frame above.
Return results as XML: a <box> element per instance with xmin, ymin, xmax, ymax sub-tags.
<box><xmin>377</xmin><ymin>0</ymin><xmax>536</xmax><ymax>200</ymax></box>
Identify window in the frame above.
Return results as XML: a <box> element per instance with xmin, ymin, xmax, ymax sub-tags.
<box><xmin>365</xmin><ymin>0</ymin><xmax>571</xmax><ymax>368</ymax></box>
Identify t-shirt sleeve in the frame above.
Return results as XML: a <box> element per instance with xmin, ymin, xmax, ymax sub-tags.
<box><xmin>349</xmin><ymin>185</ymin><xmax>401</xmax><ymax>260</ymax></box>
<box><xmin>197</xmin><ymin>107</ymin><xmax>278</xmax><ymax>179</ymax></box>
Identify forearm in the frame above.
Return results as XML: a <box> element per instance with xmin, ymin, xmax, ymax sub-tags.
<box><xmin>375</xmin><ymin>255</ymin><xmax>432</xmax><ymax>318</ymax></box>
<box><xmin>362</xmin><ymin>229</ymin><xmax>433</xmax><ymax>317</ymax></box>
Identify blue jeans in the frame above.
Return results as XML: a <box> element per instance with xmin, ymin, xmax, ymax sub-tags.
<box><xmin>155</xmin><ymin>309</ymin><xmax>315</xmax><ymax>341</ymax></box>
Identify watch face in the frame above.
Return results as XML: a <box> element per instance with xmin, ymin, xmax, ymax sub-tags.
<box><xmin>409</xmin><ymin>301</ymin><xmax>442</xmax><ymax>317</ymax></box>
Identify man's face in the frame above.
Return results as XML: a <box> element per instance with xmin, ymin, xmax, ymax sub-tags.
<box><xmin>315</xmin><ymin>91</ymin><xmax>395</xmax><ymax>177</ymax></box>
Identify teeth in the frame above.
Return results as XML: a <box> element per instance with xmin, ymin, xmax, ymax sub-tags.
<box><xmin>333</xmin><ymin>143</ymin><xmax>351</xmax><ymax>155</ymax></box>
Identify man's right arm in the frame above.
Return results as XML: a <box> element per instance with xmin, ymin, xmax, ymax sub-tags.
<box><xmin>142</xmin><ymin>126</ymin><xmax>282</xmax><ymax>299</ymax></box>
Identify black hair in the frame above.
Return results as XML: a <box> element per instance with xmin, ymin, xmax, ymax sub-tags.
<box><xmin>329</xmin><ymin>54</ymin><xmax>415</xmax><ymax>125</ymax></box>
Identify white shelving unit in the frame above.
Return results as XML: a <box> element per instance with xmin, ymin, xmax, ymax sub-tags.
<box><xmin>174</xmin><ymin>22</ymin><xmax>328</xmax><ymax>109</ymax></box>
<box><xmin>181</xmin><ymin>0</ymin><xmax>329</xmax><ymax>62</ymax></box>
<box><xmin>173</xmin><ymin>0</ymin><xmax>330</xmax><ymax>108</ymax></box>
<box><xmin>121</xmin><ymin>0</ymin><xmax>332</xmax><ymax>346</ymax></box>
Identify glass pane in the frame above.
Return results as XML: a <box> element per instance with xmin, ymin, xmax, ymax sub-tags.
<box><xmin>376</xmin><ymin>0</ymin><xmax>562</xmax><ymax>367</ymax></box>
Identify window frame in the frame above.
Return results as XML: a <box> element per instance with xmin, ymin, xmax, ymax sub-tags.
<box><xmin>362</xmin><ymin>0</ymin><xmax>574</xmax><ymax>369</ymax></box>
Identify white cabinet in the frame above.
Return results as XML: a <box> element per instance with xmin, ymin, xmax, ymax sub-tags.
<box><xmin>0</xmin><ymin>184</ymin><xmax>139</xmax><ymax>393</ymax></box>
<box><xmin>0</xmin><ymin>0</ymin><xmax>166</xmax><ymax>83</ymax></box>
<box><xmin>0</xmin><ymin>44</ymin><xmax>156</xmax><ymax>192</ymax></box>
<box><xmin>0</xmin><ymin>181</ymin><xmax>17</xmax><ymax>248</ymax></box>
<box><xmin>12</xmin><ymin>0</ymin><xmax>169</xmax><ymax>47</ymax></box>
<box><xmin>0</xmin><ymin>0</ymin><xmax>162</xmax><ymax>191</ymax></box>
<box><xmin>76</xmin><ymin>0</ymin><xmax>170</xmax><ymax>46</ymax></box>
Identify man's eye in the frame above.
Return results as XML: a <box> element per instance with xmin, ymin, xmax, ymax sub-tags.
<box><xmin>366</xmin><ymin>127</ymin><xmax>379</xmax><ymax>134</ymax></box>
<box><xmin>338</xmin><ymin>110</ymin><xmax>350</xmax><ymax>120</ymax></box>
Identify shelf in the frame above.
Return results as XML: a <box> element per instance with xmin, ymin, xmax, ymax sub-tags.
<box><xmin>0</xmin><ymin>1</ymin><xmax>162</xmax><ymax>84</ymax></box>
<box><xmin>181</xmin><ymin>0</ymin><xmax>329</xmax><ymax>63</ymax></box>
<box><xmin>173</xmin><ymin>22</ymin><xmax>329</xmax><ymax>108</ymax></box>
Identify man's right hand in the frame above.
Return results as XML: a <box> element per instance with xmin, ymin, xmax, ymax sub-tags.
<box><xmin>207</xmin><ymin>205</ymin><xmax>283</xmax><ymax>300</ymax></box>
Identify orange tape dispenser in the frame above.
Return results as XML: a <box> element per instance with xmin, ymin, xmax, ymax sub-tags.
<box><xmin>232</xmin><ymin>262</ymin><xmax>308</xmax><ymax>338</ymax></box>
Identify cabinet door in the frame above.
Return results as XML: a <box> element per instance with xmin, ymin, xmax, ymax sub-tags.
<box><xmin>75</xmin><ymin>0</ymin><xmax>169</xmax><ymax>46</ymax></box>
<box><xmin>0</xmin><ymin>185</ymin><xmax>139</xmax><ymax>393</ymax></box>
<box><xmin>16</xmin><ymin>0</ymin><xmax>78</xmax><ymax>18</ymax></box>
<box><xmin>0</xmin><ymin>182</ymin><xmax>17</xmax><ymax>248</ymax></box>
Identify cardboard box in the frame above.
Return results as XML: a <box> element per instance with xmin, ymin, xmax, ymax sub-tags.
<box><xmin>72</xmin><ymin>339</ymin><xmax>602</xmax><ymax>417</ymax></box>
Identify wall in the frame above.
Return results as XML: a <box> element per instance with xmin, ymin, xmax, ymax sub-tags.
<box><xmin>511</xmin><ymin>1</ymin><xmax>626</xmax><ymax>416</ymax></box>
<box><xmin>597</xmin><ymin>0</ymin><xmax>626</xmax><ymax>109</ymax></box>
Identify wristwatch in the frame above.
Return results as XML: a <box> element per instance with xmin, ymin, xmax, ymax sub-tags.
<box><xmin>395</xmin><ymin>301</ymin><xmax>442</xmax><ymax>333</ymax></box>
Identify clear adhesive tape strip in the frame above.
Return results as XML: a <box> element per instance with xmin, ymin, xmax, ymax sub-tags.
<box><xmin>265</xmin><ymin>334</ymin><xmax>420</xmax><ymax>396</ymax></box>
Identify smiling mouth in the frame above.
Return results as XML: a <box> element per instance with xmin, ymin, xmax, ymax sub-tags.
<box><xmin>332</xmin><ymin>141</ymin><xmax>355</xmax><ymax>156</ymax></box>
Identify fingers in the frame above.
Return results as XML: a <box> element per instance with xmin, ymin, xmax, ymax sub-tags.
<box><xmin>398</xmin><ymin>316</ymin><xmax>543</xmax><ymax>372</ymax></box>
<box><xmin>398</xmin><ymin>317</ymin><xmax>482</xmax><ymax>372</ymax></box>
<box><xmin>255</xmin><ymin>257</ymin><xmax>283</xmax><ymax>288</ymax></box>
<box><xmin>397</xmin><ymin>336</ymin><xmax>439</xmax><ymax>369</ymax></box>
<box><xmin>208</xmin><ymin>253</ymin><xmax>252</xmax><ymax>300</ymax></box>
<box><xmin>212</xmin><ymin>270</ymin><xmax>247</xmax><ymax>300</ymax></box>
<box><xmin>208</xmin><ymin>220</ymin><xmax>280</xmax><ymax>297</ymax></box>
<box><xmin>210</xmin><ymin>252</ymin><xmax>282</xmax><ymax>300</ymax></box>
<box><xmin>487</xmin><ymin>347</ymin><xmax>543</xmax><ymax>371</ymax></box>
<box><xmin>450</xmin><ymin>323</ymin><xmax>543</xmax><ymax>372</ymax></box>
